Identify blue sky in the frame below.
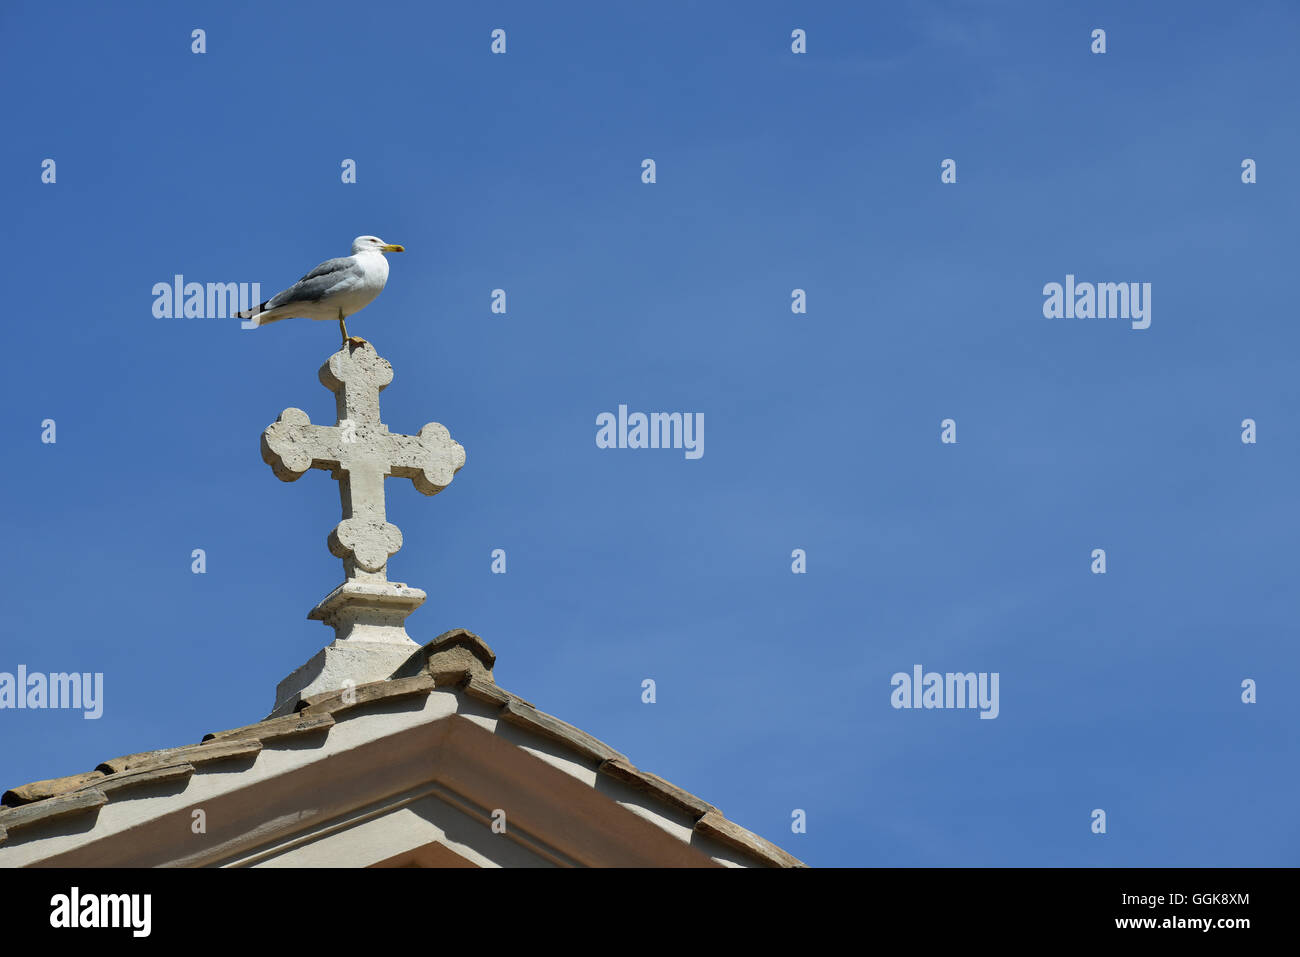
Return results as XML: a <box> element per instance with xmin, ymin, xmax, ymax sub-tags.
<box><xmin>2</xmin><ymin>0</ymin><xmax>1297</xmax><ymax>867</ymax></box>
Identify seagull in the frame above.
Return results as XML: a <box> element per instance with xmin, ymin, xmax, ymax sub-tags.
<box><xmin>236</xmin><ymin>236</ymin><xmax>405</xmax><ymax>346</ymax></box>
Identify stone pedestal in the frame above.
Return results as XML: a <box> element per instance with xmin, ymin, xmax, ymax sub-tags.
<box><xmin>307</xmin><ymin>579</ymin><xmax>426</xmax><ymax>643</ymax></box>
<box><xmin>268</xmin><ymin>580</ymin><xmax>427</xmax><ymax>717</ymax></box>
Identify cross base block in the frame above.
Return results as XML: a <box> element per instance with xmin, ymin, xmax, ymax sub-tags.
<box><xmin>307</xmin><ymin>579</ymin><xmax>427</xmax><ymax>643</ymax></box>
<box><xmin>267</xmin><ymin>579</ymin><xmax>427</xmax><ymax>717</ymax></box>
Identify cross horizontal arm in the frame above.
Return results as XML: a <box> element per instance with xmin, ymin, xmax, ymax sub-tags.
<box><xmin>260</xmin><ymin>408</ymin><xmax>351</xmax><ymax>480</ymax></box>
<box><xmin>381</xmin><ymin>423</ymin><xmax>466</xmax><ymax>495</ymax></box>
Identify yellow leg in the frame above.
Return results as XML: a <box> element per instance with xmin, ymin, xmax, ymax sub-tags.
<box><xmin>338</xmin><ymin>312</ymin><xmax>368</xmax><ymax>349</ymax></box>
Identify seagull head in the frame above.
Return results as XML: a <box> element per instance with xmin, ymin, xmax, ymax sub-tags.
<box><xmin>351</xmin><ymin>235</ymin><xmax>405</xmax><ymax>255</ymax></box>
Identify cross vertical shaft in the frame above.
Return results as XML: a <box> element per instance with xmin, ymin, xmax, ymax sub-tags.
<box><xmin>333</xmin><ymin>465</ymin><xmax>391</xmax><ymax>582</ymax></box>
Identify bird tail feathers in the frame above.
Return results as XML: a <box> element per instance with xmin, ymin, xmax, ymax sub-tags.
<box><xmin>235</xmin><ymin>302</ymin><xmax>292</xmax><ymax>326</ymax></box>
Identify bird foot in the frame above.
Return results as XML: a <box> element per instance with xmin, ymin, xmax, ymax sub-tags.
<box><xmin>343</xmin><ymin>336</ymin><xmax>370</xmax><ymax>349</ymax></box>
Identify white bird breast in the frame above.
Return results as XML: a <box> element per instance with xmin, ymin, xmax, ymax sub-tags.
<box><xmin>298</xmin><ymin>251</ymin><xmax>390</xmax><ymax>321</ymax></box>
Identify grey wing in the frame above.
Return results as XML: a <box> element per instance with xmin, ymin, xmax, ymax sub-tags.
<box><xmin>266</xmin><ymin>256</ymin><xmax>363</xmax><ymax>308</ymax></box>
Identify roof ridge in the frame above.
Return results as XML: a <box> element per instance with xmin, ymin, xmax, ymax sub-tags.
<box><xmin>0</xmin><ymin>669</ymin><xmax>805</xmax><ymax>867</ymax></box>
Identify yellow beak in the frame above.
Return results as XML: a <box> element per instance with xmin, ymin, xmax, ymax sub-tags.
<box><xmin>381</xmin><ymin>244</ymin><xmax>404</xmax><ymax>253</ymax></box>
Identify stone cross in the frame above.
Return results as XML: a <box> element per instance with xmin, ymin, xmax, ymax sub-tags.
<box><xmin>261</xmin><ymin>343</ymin><xmax>465</xmax><ymax>583</ymax></box>
<box><xmin>260</xmin><ymin>343</ymin><xmax>465</xmax><ymax>716</ymax></box>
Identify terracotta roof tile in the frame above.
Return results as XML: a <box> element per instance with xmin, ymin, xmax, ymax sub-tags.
<box><xmin>202</xmin><ymin>710</ymin><xmax>334</xmax><ymax>745</ymax></box>
<box><xmin>95</xmin><ymin>763</ymin><xmax>195</xmax><ymax>797</ymax></box>
<box><xmin>3</xmin><ymin>770</ymin><xmax>106</xmax><ymax>808</ymax></box>
<box><xmin>392</xmin><ymin>628</ymin><xmax>497</xmax><ymax>684</ymax></box>
<box><xmin>97</xmin><ymin>739</ymin><xmax>262</xmax><ymax>775</ymax></box>
<box><xmin>598</xmin><ymin>757</ymin><xmax>719</xmax><ymax>820</ymax></box>
<box><xmin>498</xmin><ymin>698</ymin><xmax>628</xmax><ymax>764</ymax></box>
<box><xmin>424</xmin><ymin>628</ymin><xmax>496</xmax><ymax>672</ymax></box>
<box><xmin>462</xmin><ymin>675</ymin><xmax>513</xmax><ymax>707</ymax></box>
<box><xmin>695</xmin><ymin>810</ymin><xmax>804</xmax><ymax>868</ymax></box>
<box><xmin>297</xmin><ymin>674</ymin><xmax>435</xmax><ymax>717</ymax></box>
<box><xmin>0</xmin><ymin>788</ymin><xmax>107</xmax><ymax>839</ymax></box>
